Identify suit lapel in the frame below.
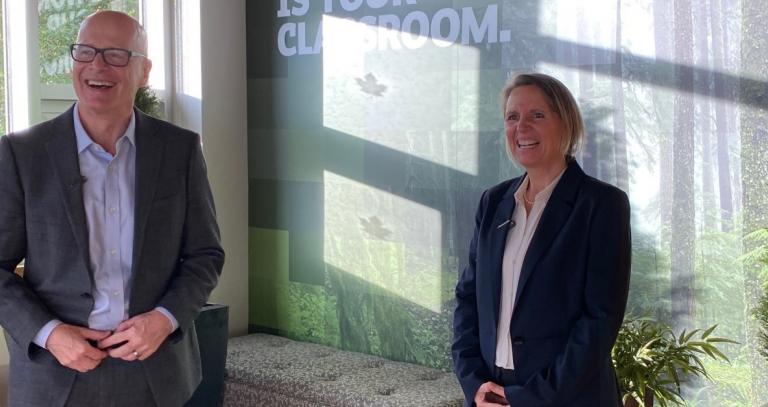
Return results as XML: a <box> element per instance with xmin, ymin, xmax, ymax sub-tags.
<box><xmin>513</xmin><ymin>161</ymin><xmax>585</xmax><ymax>310</ymax></box>
<box><xmin>488</xmin><ymin>177</ymin><xmax>524</xmax><ymax>326</ymax></box>
<box><xmin>46</xmin><ymin>106</ymin><xmax>91</xmax><ymax>277</ymax></box>
<box><xmin>131</xmin><ymin>110</ymin><xmax>163</xmax><ymax>276</ymax></box>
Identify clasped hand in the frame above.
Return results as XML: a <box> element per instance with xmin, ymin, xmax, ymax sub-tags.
<box><xmin>46</xmin><ymin>310</ymin><xmax>173</xmax><ymax>373</ymax></box>
<box><xmin>475</xmin><ymin>381</ymin><xmax>510</xmax><ymax>406</ymax></box>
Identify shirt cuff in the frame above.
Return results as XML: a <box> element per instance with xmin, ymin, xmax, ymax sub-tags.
<box><xmin>33</xmin><ymin>319</ymin><xmax>63</xmax><ymax>349</ymax></box>
<box><xmin>154</xmin><ymin>307</ymin><xmax>179</xmax><ymax>332</ymax></box>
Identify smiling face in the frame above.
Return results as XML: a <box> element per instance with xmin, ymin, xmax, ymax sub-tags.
<box><xmin>504</xmin><ymin>85</ymin><xmax>566</xmax><ymax>172</ymax></box>
<box><xmin>73</xmin><ymin>11</ymin><xmax>151</xmax><ymax>119</ymax></box>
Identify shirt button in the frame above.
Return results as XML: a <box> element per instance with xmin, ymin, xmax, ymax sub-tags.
<box><xmin>112</xmin><ymin>291</ymin><xmax>120</xmax><ymax>297</ymax></box>
<box><xmin>109</xmin><ymin>207</ymin><xmax>117</xmax><ymax>214</ymax></box>
<box><xmin>110</xmin><ymin>249</ymin><xmax>117</xmax><ymax>256</ymax></box>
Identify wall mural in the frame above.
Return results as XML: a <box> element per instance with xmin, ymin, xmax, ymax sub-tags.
<box><xmin>247</xmin><ymin>1</ymin><xmax>768</xmax><ymax>405</ymax></box>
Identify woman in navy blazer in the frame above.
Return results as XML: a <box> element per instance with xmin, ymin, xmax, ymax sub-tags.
<box><xmin>452</xmin><ymin>73</ymin><xmax>631</xmax><ymax>407</ymax></box>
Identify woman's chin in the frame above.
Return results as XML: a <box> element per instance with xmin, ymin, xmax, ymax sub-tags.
<box><xmin>515</xmin><ymin>157</ymin><xmax>565</xmax><ymax>173</ymax></box>
<box><xmin>513</xmin><ymin>152</ymin><xmax>542</xmax><ymax>169</ymax></box>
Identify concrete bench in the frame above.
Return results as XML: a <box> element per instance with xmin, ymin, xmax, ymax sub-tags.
<box><xmin>1</xmin><ymin>364</ymin><xmax>7</xmax><ymax>407</ymax></box>
<box><xmin>224</xmin><ymin>334</ymin><xmax>463</xmax><ymax>407</ymax></box>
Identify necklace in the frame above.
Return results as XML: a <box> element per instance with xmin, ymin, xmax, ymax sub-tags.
<box><xmin>524</xmin><ymin>184</ymin><xmax>536</xmax><ymax>205</ymax></box>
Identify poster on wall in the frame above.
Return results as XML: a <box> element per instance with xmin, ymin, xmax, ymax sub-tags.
<box><xmin>247</xmin><ymin>1</ymin><xmax>768</xmax><ymax>405</ymax></box>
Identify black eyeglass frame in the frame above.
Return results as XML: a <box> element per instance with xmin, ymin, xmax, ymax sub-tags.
<box><xmin>69</xmin><ymin>44</ymin><xmax>147</xmax><ymax>67</ymax></box>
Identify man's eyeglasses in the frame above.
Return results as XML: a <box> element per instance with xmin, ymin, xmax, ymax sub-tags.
<box><xmin>70</xmin><ymin>44</ymin><xmax>146</xmax><ymax>67</ymax></box>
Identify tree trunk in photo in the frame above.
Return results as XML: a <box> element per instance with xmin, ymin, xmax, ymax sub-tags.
<box><xmin>653</xmin><ymin>0</ymin><xmax>675</xmax><ymax>252</ymax></box>
<box><xmin>700</xmin><ymin>118</ymin><xmax>716</xmax><ymax>232</ymax></box>
<box><xmin>740</xmin><ymin>0</ymin><xmax>768</xmax><ymax>403</ymax></box>
<box><xmin>623</xmin><ymin>389</ymin><xmax>654</xmax><ymax>407</ymax></box>
<box><xmin>721</xmin><ymin>0</ymin><xmax>742</xmax><ymax>216</ymax></box>
<box><xmin>612</xmin><ymin>0</ymin><xmax>629</xmax><ymax>194</ymax></box>
<box><xmin>694</xmin><ymin>0</ymin><xmax>715</xmax><ymax>232</ymax></box>
<box><xmin>577</xmin><ymin>5</ymin><xmax>597</xmax><ymax>179</ymax></box>
<box><xmin>625</xmin><ymin>398</ymin><xmax>638</xmax><ymax>407</ymax></box>
<box><xmin>670</xmin><ymin>0</ymin><xmax>696</xmax><ymax>330</ymax></box>
<box><xmin>710</xmin><ymin>0</ymin><xmax>734</xmax><ymax>232</ymax></box>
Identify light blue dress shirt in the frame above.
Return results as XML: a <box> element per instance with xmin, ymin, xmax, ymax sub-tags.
<box><xmin>33</xmin><ymin>105</ymin><xmax>177</xmax><ymax>348</ymax></box>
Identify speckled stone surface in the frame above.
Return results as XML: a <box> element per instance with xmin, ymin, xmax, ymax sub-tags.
<box><xmin>0</xmin><ymin>364</ymin><xmax>7</xmax><ymax>407</ymax></box>
<box><xmin>223</xmin><ymin>334</ymin><xmax>464</xmax><ymax>407</ymax></box>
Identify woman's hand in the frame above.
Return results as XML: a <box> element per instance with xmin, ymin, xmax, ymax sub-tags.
<box><xmin>474</xmin><ymin>381</ymin><xmax>509</xmax><ymax>406</ymax></box>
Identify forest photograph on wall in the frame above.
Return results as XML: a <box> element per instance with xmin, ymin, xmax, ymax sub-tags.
<box><xmin>247</xmin><ymin>1</ymin><xmax>768</xmax><ymax>405</ymax></box>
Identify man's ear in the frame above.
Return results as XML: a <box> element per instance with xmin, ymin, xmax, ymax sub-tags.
<box><xmin>140</xmin><ymin>58</ymin><xmax>153</xmax><ymax>87</ymax></box>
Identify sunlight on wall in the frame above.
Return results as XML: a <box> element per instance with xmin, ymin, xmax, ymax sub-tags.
<box><xmin>323</xmin><ymin>170</ymin><xmax>444</xmax><ymax>313</ymax></box>
<box><xmin>322</xmin><ymin>14</ymin><xmax>480</xmax><ymax>176</ymax></box>
<box><xmin>619</xmin><ymin>0</ymin><xmax>656</xmax><ymax>60</ymax></box>
<box><xmin>538</xmin><ymin>0</ymin><xmax>618</xmax><ymax>64</ymax></box>
<box><xmin>537</xmin><ymin>61</ymin><xmax>661</xmax><ymax>234</ymax></box>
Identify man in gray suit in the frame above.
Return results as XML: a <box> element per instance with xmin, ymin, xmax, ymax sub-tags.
<box><xmin>0</xmin><ymin>10</ymin><xmax>224</xmax><ymax>406</ymax></box>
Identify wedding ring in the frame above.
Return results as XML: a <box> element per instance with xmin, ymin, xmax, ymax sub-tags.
<box><xmin>133</xmin><ymin>351</ymin><xmax>140</xmax><ymax>358</ymax></box>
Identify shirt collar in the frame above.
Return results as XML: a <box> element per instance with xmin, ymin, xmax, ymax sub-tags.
<box><xmin>73</xmin><ymin>102</ymin><xmax>136</xmax><ymax>154</ymax></box>
<box><xmin>514</xmin><ymin>166</ymin><xmax>567</xmax><ymax>204</ymax></box>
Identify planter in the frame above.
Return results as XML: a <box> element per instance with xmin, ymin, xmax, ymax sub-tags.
<box><xmin>185</xmin><ymin>303</ymin><xmax>229</xmax><ymax>407</ymax></box>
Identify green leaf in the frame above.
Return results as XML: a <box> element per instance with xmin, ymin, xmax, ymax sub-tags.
<box><xmin>701</xmin><ymin>324</ymin><xmax>717</xmax><ymax>339</ymax></box>
<box><xmin>613</xmin><ymin>316</ymin><xmax>739</xmax><ymax>406</ymax></box>
<box><xmin>681</xmin><ymin>329</ymin><xmax>700</xmax><ymax>343</ymax></box>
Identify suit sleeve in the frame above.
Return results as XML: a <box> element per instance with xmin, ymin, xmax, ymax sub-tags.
<box><xmin>452</xmin><ymin>190</ymin><xmax>491</xmax><ymax>404</ymax></box>
<box><xmin>156</xmin><ymin>137</ymin><xmax>225</xmax><ymax>336</ymax></box>
<box><xmin>0</xmin><ymin>136</ymin><xmax>57</xmax><ymax>355</ymax></box>
<box><xmin>504</xmin><ymin>188</ymin><xmax>631</xmax><ymax>405</ymax></box>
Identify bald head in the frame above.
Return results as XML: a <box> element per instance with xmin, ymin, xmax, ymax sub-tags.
<box><xmin>72</xmin><ymin>10</ymin><xmax>152</xmax><ymax>122</ymax></box>
<box><xmin>78</xmin><ymin>10</ymin><xmax>148</xmax><ymax>54</ymax></box>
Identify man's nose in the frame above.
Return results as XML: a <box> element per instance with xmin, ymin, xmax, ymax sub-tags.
<box><xmin>90</xmin><ymin>51</ymin><xmax>110</xmax><ymax>68</ymax></box>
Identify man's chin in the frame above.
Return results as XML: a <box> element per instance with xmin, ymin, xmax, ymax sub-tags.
<box><xmin>77</xmin><ymin>99</ymin><xmax>130</xmax><ymax>116</ymax></box>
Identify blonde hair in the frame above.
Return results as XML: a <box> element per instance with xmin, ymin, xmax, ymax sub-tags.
<box><xmin>501</xmin><ymin>73</ymin><xmax>584</xmax><ymax>157</ymax></box>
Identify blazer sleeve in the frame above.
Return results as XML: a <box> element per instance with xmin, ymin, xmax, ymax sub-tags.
<box><xmin>452</xmin><ymin>190</ymin><xmax>492</xmax><ymax>404</ymax></box>
<box><xmin>504</xmin><ymin>187</ymin><xmax>631</xmax><ymax>405</ymax></box>
<box><xmin>0</xmin><ymin>136</ymin><xmax>57</xmax><ymax>354</ymax></box>
<box><xmin>155</xmin><ymin>137</ymin><xmax>225</xmax><ymax>336</ymax></box>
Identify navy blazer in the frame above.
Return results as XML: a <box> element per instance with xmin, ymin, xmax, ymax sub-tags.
<box><xmin>452</xmin><ymin>160</ymin><xmax>631</xmax><ymax>406</ymax></box>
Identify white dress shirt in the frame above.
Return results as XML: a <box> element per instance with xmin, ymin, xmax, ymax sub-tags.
<box><xmin>495</xmin><ymin>168</ymin><xmax>565</xmax><ymax>370</ymax></box>
<box><xmin>33</xmin><ymin>105</ymin><xmax>177</xmax><ymax>347</ymax></box>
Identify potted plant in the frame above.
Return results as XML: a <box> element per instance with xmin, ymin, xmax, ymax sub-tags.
<box><xmin>134</xmin><ymin>86</ymin><xmax>163</xmax><ymax>118</ymax></box>
<box><xmin>612</xmin><ymin>317</ymin><xmax>737</xmax><ymax>407</ymax></box>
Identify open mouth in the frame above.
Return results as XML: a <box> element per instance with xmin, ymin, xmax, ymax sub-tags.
<box><xmin>86</xmin><ymin>79</ymin><xmax>116</xmax><ymax>89</ymax></box>
<box><xmin>517</xmin><ymin>140</ymin><xmax>539</xmax><ymax>149</ymax></box>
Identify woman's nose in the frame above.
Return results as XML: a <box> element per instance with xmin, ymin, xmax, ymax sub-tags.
<box><xmin>517</xmin><ymin>116</ymin><xmax>532</xmax><ymax>130</ymax></box>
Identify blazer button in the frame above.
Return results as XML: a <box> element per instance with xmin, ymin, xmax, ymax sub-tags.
<box><xmin>80</xmin><ymin>292</ymin><xmax>92</xmax><ymax>299</ymax></box>
<box><xmin>512</xmin><ymin>338</ymin><xmax>524</xmax><ymax>346</ymax></box>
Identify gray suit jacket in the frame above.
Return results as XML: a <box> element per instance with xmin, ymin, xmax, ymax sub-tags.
<box><xmin>0</xmin><ymin>106</ymin><xmax>225</xmax><ymax>406</ymax></box>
